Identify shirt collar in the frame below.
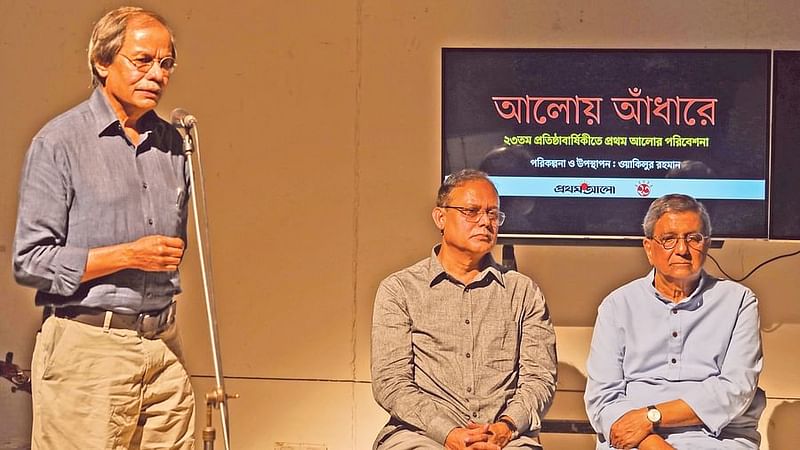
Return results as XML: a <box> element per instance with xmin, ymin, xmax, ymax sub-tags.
<box><xmin>88</xmin><ymin>87</ymin><xmax>159</xmax><ymax>139</ymax></box>
<box><xmin>647</xmin><ymin>268</ymin><xmax>709</xmax><ymax>307</ymax></box>
<box><xmin>427</xmin><ymin>244</ymin><xmax>505</xmax><ymax>288</ymax></box>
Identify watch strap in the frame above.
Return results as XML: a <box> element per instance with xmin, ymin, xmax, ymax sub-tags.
<box><xmin>498</xmin><ymin>416</ymin><xmax>518</xmax><ymax>439</ymax></box>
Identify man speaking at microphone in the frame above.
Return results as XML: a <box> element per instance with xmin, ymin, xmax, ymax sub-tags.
<box><xmin>12</xmin><ymin>6</ymin><xmax>195</xmax><ymax>449</ymax></box>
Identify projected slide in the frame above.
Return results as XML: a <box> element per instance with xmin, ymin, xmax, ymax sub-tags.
<box><xmin>443</xmin><ymin>49</ymin><xmax>771</xmax><ymax>238</ymax></box>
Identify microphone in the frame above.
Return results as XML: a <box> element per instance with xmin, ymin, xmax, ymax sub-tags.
<box><xmin>170</xmin><ymin>108</ymin><xmax>197</xmax><ymax>129</ymax></box>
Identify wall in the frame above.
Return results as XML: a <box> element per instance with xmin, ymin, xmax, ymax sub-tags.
<box><xmin>1</xmin><ymin>1</ymin><xmax>798</xmax><ymax>449</ymax></box>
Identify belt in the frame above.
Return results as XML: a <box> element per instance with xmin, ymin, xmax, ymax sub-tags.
<box><xmin>51</xmin><ymin>302</ymin><xmax>177</xmax><ymax>338</ymax></box>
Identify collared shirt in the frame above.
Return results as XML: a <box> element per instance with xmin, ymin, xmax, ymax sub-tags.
<box><xmin>13</xmin><ymin>88</ymin><xmax>189</xmax><ymax>313</ymax></box>
<box><xmin>371</xmin><ymin>246</ymin><xmax>557</xmax><ymax>446</ymax></box>
<box><xmin>585</xmin><ymin>270</ymin><xmax>765</xmax><ymax>449</ymax></box>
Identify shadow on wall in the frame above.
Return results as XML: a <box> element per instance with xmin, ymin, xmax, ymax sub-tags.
<box><xmin>555</xmin><ymin>362</ymin><xmax>587</xmax><ymax>394</ymax></box>
<box><xmin>540</xmin><ymin>362</ymin><xmax>596</xmax><ymax>450</ymax></box>
<box><xmin>768</xmin><ymin>400</ymin><xmax>800</xmax><ymax>450</ymax></box>
<box><xmin>759</xmin><ymin>289</ymin><xmax>800</xmax><ymax>332</ymax></box>
<box><xmin>0</xmin><ymin>387</ymin><xmax>31</xmax><ymax>450</ymax></box>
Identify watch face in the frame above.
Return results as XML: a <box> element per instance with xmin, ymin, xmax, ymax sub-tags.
<box><xmin>647</xmin><ymin>408</ymin><xmax>662</xmax><ymax>423</ymax></box>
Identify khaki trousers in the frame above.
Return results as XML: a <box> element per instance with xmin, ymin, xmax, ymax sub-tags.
<box><xmin>31</xmin><ymin>315</ymin><xmax>195</xmax><ymax>450</ymax></box>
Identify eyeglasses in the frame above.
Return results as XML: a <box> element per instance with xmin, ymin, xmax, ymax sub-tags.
<box><xmin>651</xmin><ymin>233</ymin><xmax>708</xmax><ymax>250</ymax></box>
<box><xmin>118</xmin><ymin>53</ymin><xmax>177</xmax><ymax>74</ymax></box>
<box><xmin>441</xmin><ymin>205</ymin><xmax>506</xmax><ymax>226</ymax></box>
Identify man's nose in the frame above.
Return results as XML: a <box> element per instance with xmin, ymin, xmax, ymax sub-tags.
<box><xmin>673</xmin><ymin>237</ymin><xmax>691</xmax><ymax>254</ymax></box>
<box><xmin>145</xmin><ymin>63</ymin><xmax>165</xmax><ymax>82</ymax></box>
<box><xmin>477</xmin><ymin>210</ymin><xmax>493</xmax><ymax>227</ymax></box>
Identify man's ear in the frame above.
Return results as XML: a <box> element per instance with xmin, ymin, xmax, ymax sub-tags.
<box><xmin>94</xmin><ymin>60</ymin><xmax>110</xmax><ymax>81</ymax></box>
<box><xmin>643</xmin><ymin>238</ymin><xmax>655</xmax><ymax>266</ymax></box>
<box><xmin>432</xmin><ymin>207</ymin><xmax>446</xmax><ymax>233</ymax></box>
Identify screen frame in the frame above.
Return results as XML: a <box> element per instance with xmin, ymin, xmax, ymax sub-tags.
<box><xmin>442</xmin><ymin>47</ymin><xmax>776</xmax><ymax>243</ymax></box>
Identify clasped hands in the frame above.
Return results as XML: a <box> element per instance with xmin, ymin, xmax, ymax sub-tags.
<box><xmin>444</xmin><ymin>420</ymin><xmax>513</xmax><ymax>450</ymax></box>
<box><xmin>609</xmin><ymin>408</ymin><xmax>674</xmax><ymax>450</ymax></box>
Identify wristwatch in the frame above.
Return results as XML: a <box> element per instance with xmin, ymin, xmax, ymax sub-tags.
<box><xmin>646</xmin><ymin>405</ymin><xmax>662</xmax><ymax>429</ymax></box>
<box><xmin>498</xmin><ymin>416</ymin><xmax>518</xmax><ymax>439</ymax></box>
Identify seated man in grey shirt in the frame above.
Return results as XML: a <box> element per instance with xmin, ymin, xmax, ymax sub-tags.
<box><xmin>371</xmin><ymin>169</ymin><xmax>557</xmax><ymax>449</ymax></box>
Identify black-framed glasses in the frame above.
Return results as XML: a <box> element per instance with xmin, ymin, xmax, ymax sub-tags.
<box><xmin>651</xmin><ymin>233</ymin><xmax>708</xmax><ymax>250</ymax></box>
<box><xmin>118</xmin><ymin>53</ymin><xmax>177</xmax><ymax>74</ymax></box>
<box><xmin>441</xmin><ymin>205</ymin><xmax>506</xmax><ymax>226</ymax></box>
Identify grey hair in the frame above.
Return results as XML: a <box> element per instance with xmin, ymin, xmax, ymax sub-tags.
<box><xmin>436</xmin><ymin>169</ymin><xmax>498</xmax><ymax>207</ymax></box>
<box><xmin>88</xmin><ymin>6</ymin><xmax>176</xmax><ymax>87</ymax></box>
<box><xmin>642</xmin><ymin>194</ymin><xmax>712</xmax><ymax>238</ymax></box>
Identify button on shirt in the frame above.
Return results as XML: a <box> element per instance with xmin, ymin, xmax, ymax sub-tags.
<box><xmin>371</xmin><ymin>246</ymin><xmax>557</xmax><ymax>445</ymax></box>
<box><xmin>13</xmin><ymin>88</ymin><xmax>189</xmax><ymax>313</ymax></box>
<box><xmin>585</xmin><ymin>270</ymin><xmax>765</xmax><ymax>449</ymax></box>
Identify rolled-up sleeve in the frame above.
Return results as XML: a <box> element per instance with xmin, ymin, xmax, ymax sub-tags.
<box><xmin>370</xmin><ymin>276</ymin><xmax>460</xmax><ymax>444</ymax></box>
<box><xmin>681</xmin><ymin>290</ymin><xmax>763</xmax><ymax>435</ymax></box>
<box><xmin>502</xmin><ymin>282</ymin><xmax>557</xmax><ymax>434</ymax></box>
<box><xmin>13</xmin><ymin>136</ymin><xmax>88</xmax><ymax>296</ymax></box>
<box><xmin>585</xmin><ymin>299</ymin><xmax>636</xmax><ymax>439</ymax></box>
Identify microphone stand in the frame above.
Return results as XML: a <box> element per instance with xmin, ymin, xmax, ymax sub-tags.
<box><xmin>180</xmin><ymin>122</ymin><xmax>237</xmax><ymax>450</ymax></box>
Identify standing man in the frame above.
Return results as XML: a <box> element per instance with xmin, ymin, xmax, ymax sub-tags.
<box><xmin>371</xmin><ymin>169</ymin><xmax>557</xmax><ymax>449</ymax></box>
<box><xmin>584</xmin><ymin>194</ymin><xmax>765</xmax><ymax>449</ymax></box>
<box><xmin>13</xmin><ymin>7</ymin><xmax>195</xmax><ymax>449</ymax></box>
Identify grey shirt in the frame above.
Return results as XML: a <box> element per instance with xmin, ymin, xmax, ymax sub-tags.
<box><xmin>371</xmin><ymin>246</ymin><xmax>557</xmax><ymax>446</ymax></box>
<box><xmin>13</xmin><ymin>88</ymin><xmax>189</xmax><ymax>313</ymax></box>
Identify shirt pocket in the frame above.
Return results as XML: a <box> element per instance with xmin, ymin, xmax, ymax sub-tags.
<box><xmin>481</xmin><ymin>319</ymin><xmax>518</xmax><ymax>371</ymax></box>
<box><xmin>176</xmin><ymin>187</ymin><xmax>187</xmax><ymax>210</ymax></box>
<box><xmin>170</xmin><ymin>186</ymin><xmax>188</xmax><ymax>237</ymax></box>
